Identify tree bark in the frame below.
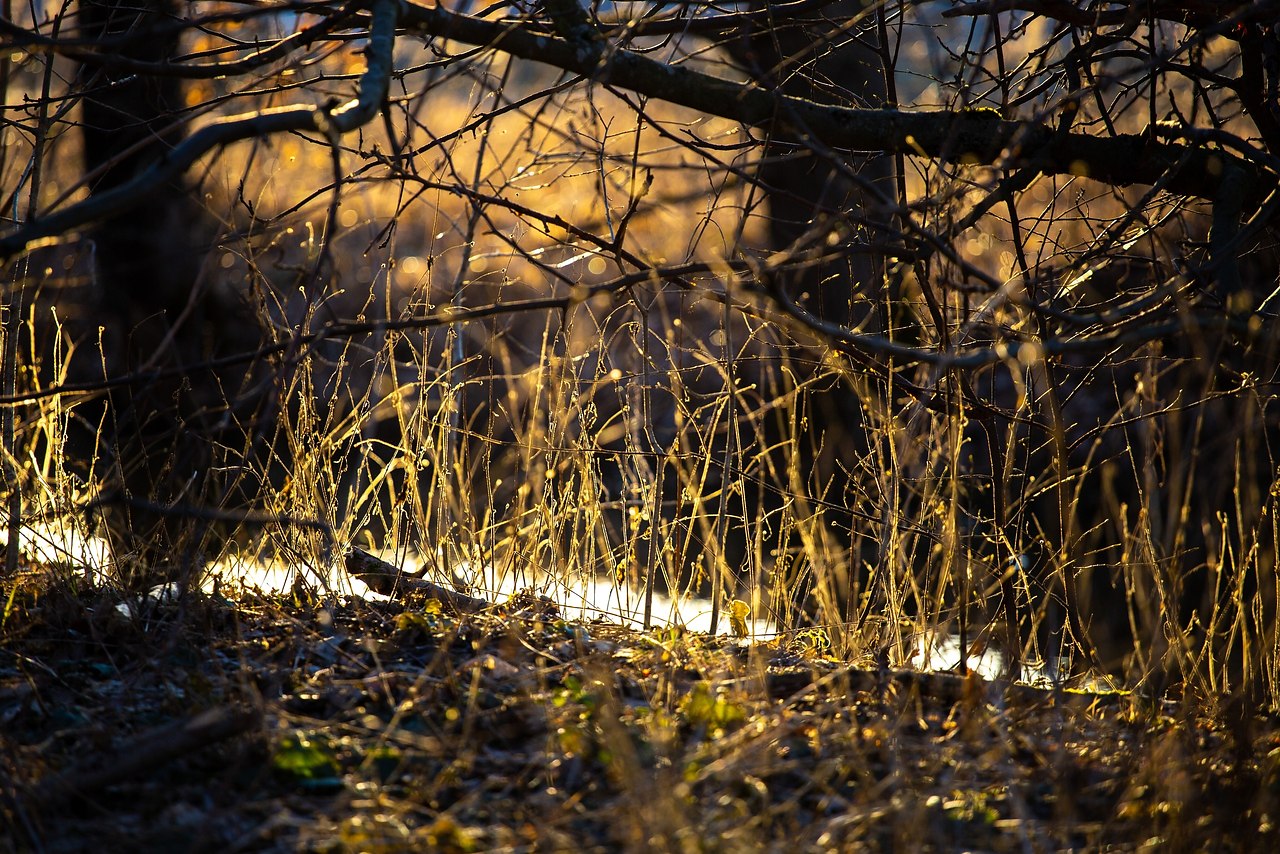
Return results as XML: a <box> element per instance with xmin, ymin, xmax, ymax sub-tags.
<box><xmin>729</xmin><ymin>1</ymin><xmax>894</xmax><ymax>327</ymax></box>
<box><xmin>80</xmin><ymin>0</ymin><xmax>202</xmax><ymax>323</ymax></box>
<box><xmin>78</xmin><ymin>0</ymin><xmax>217</xmax><ymax>569</ymax></box>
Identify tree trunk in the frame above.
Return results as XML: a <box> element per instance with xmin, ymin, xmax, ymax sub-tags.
<box><xmin>80</xmin><ymin>0</ymin><xmax>202</xmax><ymax>323</ymax></box>
<box><xmin>731</xmin><ymin>2</ymin><xmax>894</xmax><ymax>327</ymax></box>
<box><xmin>723</xmin><ymin>4</ymin><xmax>892</xmax><ymax>624</ymax></box>
<box><xmin>78</xmin><ymin>0</ymin><xmax>220</xmax><ymax>573</ymax></box>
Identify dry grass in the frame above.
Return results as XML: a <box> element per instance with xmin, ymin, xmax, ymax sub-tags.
<box><xmin>3</xmin><ymin>1</ymin><xmax>1280</xmax><ymax>848</ymax></box>
<box><xmin>2</xmin><ymin>570</ymin><xmax>1275</xmax><ymax>852</ymax></box>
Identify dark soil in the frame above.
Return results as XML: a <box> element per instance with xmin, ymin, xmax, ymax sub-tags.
<box><xmin>2</xmin><ymin>564</ymin><xmax>1277</xmax><ymax>852</ymax></box>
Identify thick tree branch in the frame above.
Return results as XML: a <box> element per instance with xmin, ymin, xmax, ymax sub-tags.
<box><xmin>31</xmin><ymin>705</ymin><xmax>262</xmax><ymax>807</ymax></box>
<box><xmin>23</xmin><ymin>8</ymin><xmax>361</xmax><ymax>79</ymax></box>
<box><xmin>941</xmin><ymin>0</ymin><xmax>1279</xmax><ymax>30</ymax></box>
<box><xmin>393</xmin><ymin>2</ymin><xmax>1268</xmax><ymax>206</ymax></box>
<box><xmin>2</xmin><ymin>0</ymin><xmax>1273</xmax><ymax>264</ymax></box>
<box><xmin>0</xmin><ymin>3</ymin><xmax>336</xmax><ymax>51</ymax></box>
<box><xmin>0</xmin><ymin>0</ymin><xmax>397</xmax><ymax>261</ymax></box>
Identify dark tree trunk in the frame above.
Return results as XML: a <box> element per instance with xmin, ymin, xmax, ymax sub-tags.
<box><xmin>720</xmin><ymin>4</ymin><xmax>893</xmax><ymax>624</ymax></box>
<box><xmin>77</xmin><ymin>0</ymin><xmax>222</xmax><ymax>572</ymax></box>
<box><xmin>731</xmin><ymin>2</ymin><xmax>894</xmax><ymax>328</ymax></box>
<box><xmin>80</xmin><ymin>0</ymin><xmax>201</xmax><ymax>324</ymax></box>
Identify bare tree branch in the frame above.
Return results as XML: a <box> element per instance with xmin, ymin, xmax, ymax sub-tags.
<box><xmin>941</xmin><ymin>0</ymin><xmax>1280</xmax><ymax>30</ymax></box>
<box><xmin>393</xmin><ymin>2</ymin><xmax>1269</xmax><ymax>203</ymax></box>
<box><xmin>3</xmin><ymin>0</ymin><xmax>1274</xmax><ymax>265</ymax></box>
<box><xmin>8</xmin><ymin>7</ymin><xmax>362</xmax><ymax>79</ymax></box>
<box><xmin>0</xmin><ymin>0</ymin><xmax>397</xmax><ymax>260</ymax></box>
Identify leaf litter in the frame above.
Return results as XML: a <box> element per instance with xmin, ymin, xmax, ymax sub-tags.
<box><xmin>2</xmin><ymin>562</ymin><xmax>1278</xmax><ymax>852</ymax></box>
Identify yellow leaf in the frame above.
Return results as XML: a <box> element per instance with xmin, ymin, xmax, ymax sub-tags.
<box><xmin>728</xmin><ymin>599</ymin><xmax>751</xmax><ymax>638</ymax></box>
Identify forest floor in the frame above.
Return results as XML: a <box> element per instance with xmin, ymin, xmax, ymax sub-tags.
<box><xmin>2</xmin><ymin>556</ymin><xmax>1279</xmax><ymax>853</ymax></box>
